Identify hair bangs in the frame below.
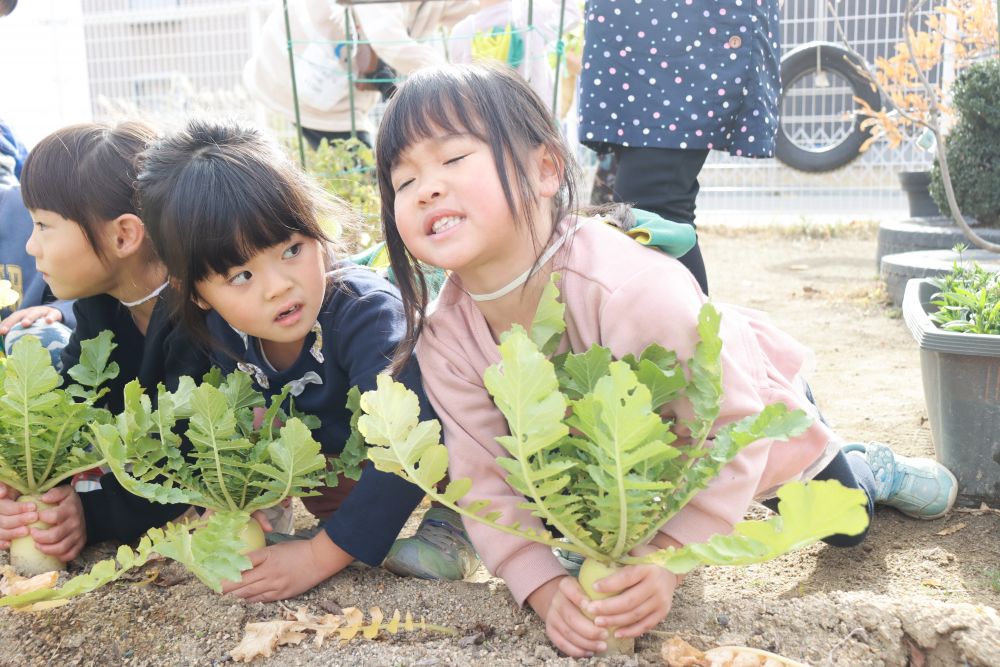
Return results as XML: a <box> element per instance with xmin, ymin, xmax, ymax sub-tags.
<box><xmin>377</xmin><ymin>71</ymin><xmax>490</xmax><ymax>174</ymax></box>
<box><xmin>164</xmin><ymin>150</ymin><xmax>313</xmax><ymax>285</ymax></box>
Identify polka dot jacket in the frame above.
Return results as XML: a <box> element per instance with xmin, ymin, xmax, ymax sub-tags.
<box><xmin>577</xmin><ymin>0</ymin><xmax>781</xmax><ymax>157</ymax></box>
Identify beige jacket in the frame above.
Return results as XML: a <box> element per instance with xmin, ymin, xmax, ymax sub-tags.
<box><xmin>245</xmin><ymin>0</ymin><xmax>477</xmax><ymax>133</ymax></box>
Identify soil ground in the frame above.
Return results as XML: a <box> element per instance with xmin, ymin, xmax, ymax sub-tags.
<box><xmin>1</xmin><ymin>221</ymin><xmax>998</xmax><ymax>667</ymax></box>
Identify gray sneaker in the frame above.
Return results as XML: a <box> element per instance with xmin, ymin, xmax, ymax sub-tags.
<box><xmin>382</xmin><ymin>507</ymin><xmax>480</xmax><ymax>580</ymax></box>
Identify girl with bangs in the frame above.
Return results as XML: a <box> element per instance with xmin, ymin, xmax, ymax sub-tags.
<box><xmin>0</xmin><ymin>122</ymin><xmax>211</xmax><ymax>567</ymax></box>
<box><xmin>375</xmin><ymin>64</ymin><xmax>957</xmax><ymax>657</ymax></box>
<box><xmin>136</xmin><ymin>119</ymin><xmax>478</xmax><ymax>602</ymax></box>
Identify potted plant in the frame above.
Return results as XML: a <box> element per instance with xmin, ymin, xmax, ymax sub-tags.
<box><xmin>902</xmin><ymin>253</ymin><xmax>1000</xmax><ymax>504</ymax></box>
<box><xmin>835</xmin><ymin>0</ymin><xmax>1000</xmax><ymax>281</ymax></box>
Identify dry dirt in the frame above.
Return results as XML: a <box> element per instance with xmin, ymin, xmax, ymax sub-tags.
<box><xmin>1</xmin><ymin>223</ymin><xmax>999</xmax><ymax>667</ymax></box>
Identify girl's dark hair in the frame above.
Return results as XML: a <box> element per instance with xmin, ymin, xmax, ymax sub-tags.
<box><xmin>137</xmin><ymin>118</ymin><xmax>355</xmax><ymax>347</ymax></box>
<box><xmin>376</xmin><ymin>63</ymin><xmax>578</xmax><ymax>372</ymax></box>
<box><xmin>20</xmin><ymin>121</ymin><xmax>157</xmax><ymax>260</ymax></box>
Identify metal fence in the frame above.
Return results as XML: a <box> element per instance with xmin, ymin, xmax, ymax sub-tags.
<box><xmin>79</xmin><ymin>0</ymin><xmax>940</xmax><ymax>218</ymax></box>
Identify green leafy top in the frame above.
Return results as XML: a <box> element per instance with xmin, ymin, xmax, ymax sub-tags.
<box><xmin>90</xmin><ymin>370</ymin><xmax>328</xmax><ymax>514</ymax></box>
<box><xmin>357</xmin><ymin>277</ymin><xmax>867</xmax><ymax>570</ymax></box>
<box><xmin>929</xmin><ymin>249</ymin><xmax>1000</xmax><ymax>335</ymax></box>
<box><xmin>0</xmin><ymin>332</ymin><xmax>118</xmax><ymax>495</ymax></box>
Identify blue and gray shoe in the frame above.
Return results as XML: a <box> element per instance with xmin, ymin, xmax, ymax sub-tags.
<box><xmin>382</xmin><ymin>507</ymin><xmax>480</xmax><ymax>580</ymax></box>
<box><xmin>843</xmin><ymin>442</ymin><xmax>957</xmax><ymax>519</ymax></box>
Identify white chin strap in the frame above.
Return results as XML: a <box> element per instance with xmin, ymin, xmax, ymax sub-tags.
<box><xmin>119</xmin><ymin>281</ymin><xmax>169</xmax><ymax>308</ymax></box>
<box><xmin>465</xmin><ymin>220</ymin><xmax>586</xmax><ymax>302</ymax></box>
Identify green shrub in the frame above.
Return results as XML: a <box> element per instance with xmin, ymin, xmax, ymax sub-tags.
<box><xmin>305</xmin><ymin>137</ymin><xmax>382</xmax><ymax>253</ymax></box>
<box><xmin>931</xmin><ymin>60</ymin><xmax>1000</xmax><ymax>227</ymax></box>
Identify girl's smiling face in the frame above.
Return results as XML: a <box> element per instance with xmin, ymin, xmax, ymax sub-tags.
<box><xmin>194</xmin><ymin>234</ymin><xmax>327</xmax><ymax>369</ymax></box>
<box><xmin>390</xmin><ymin>131</ymin><xmax>558</xmax><ymax>295</ymax></box>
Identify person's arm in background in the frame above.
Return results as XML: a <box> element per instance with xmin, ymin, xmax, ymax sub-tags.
<box><xmin>353</xmin><ymin>1</ymin><xmax>477</xmax><ymax>75</ymax></box>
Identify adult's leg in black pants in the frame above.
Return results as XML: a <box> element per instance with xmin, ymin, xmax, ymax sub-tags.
<box><xmin>612</xmin><ymin>146</ymin><xmax>711</xmax><ymax>295</ymax></box>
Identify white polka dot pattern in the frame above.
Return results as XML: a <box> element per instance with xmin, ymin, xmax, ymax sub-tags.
<box><xmin>577</xmin><ymin>0</ymin><xmax>781</xmax><ymax>157</ymax></box>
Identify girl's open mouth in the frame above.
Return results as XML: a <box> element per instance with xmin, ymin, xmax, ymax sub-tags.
<box><xmin>431</xmin><ymin>215</ymin><xmax>464</xmax><ymax>235</ymax></box>
<box><xmin>274</xmin><ymin>303</ymin><xmax>302</xmax><ymax>324</ymax></box>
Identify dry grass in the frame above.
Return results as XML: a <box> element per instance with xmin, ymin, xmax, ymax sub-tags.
<box><xmin>700</xmin><ymin>218</ymin><xmax>880</xmax><ymax>241</ymax></box>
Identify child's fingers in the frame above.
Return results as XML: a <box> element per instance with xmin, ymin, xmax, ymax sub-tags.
<box><xmin>585</xmin><ymin>583</ymin><xmax>650</xmax><ymax>617</ymax></box>
<box><xmin>38</xmin><ymin>485</ymin><xmax>74</xmax><ymax>505</ymax></box>
<box><xmin>251</xmin><ymin>509</ymin><xmax>273</xmax><ymax>533</ymax></box>
<box><xmin>0</xmin><ymin>499</ymin><xmax>37</xmax><ymax>521</ymax></box>
<box><xmin>593</xmin><ymin>597</ymin><xmax>663</xmax><ymax>632</ymax></box>
<box><xmin>0</xmin><ymin>482</ymin><xmax>17</xmax><ymax>500</ymax></box>
<box><xmin>0</xmin><ymin>524</ymin><xmax>30</xmax><ymax>542</ymax></box>
<box><xmin>590</xmin><ymin>564</ymin><xmax>646</xmax><ymax>596</ymax></box>
<box><xmin>609</xmin><ymin>607</ymin><xmax>669</xmax><ymax>639</ymax></box>
<box><xmin>245</xmin><ymin>548</ymin><xmax>269</xmax><ymax>567</ymax></box>
<box><xmin>30</xmin><ymin>518</ymin><xmax>79</xmax><ymax>546</ymax></box>
<box><xmin>31</xmin><ymin>524</ymin><xmax>85</xmax><ymax>561</ymax></box>
<box><xmin>557</xmin><ymin>573</ymin><xmax>591</xmax><ymax>607</ymax></box>
<box><xmin>547</xmin><ymin>616</ymin><xmax>606</xmax><ymax>657</ymax></box>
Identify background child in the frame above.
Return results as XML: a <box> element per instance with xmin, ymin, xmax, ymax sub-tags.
<box><xmin>0</xmin><ymin>121</ymin><xmax>210</xmax><ymax>565</ymax></box>
<box><xmin>136</xmin><ymin>119</ymin><xmax>478</xmax><ymax>602</ymax></box>
<box><xmin>374</xmin><ymin>64</ymin><xmax>957</xmax><ymax>657</ymax></box>
<box><xmin>0</xmin><ymin>123</ymin><xmax>74</xmax><ymax>364</ymax></box>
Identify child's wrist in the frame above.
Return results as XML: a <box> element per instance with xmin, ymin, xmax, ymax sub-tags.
<box><xmin>526</xmin><ymin>576</ymin><xmax>566</xmax><ymax>620</ymax></box>
<box><xmin>308</xmin><ymin>529</ymin><xmax>355</xmax><ymax>578</ymax></box>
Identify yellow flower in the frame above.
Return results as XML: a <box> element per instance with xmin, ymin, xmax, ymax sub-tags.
<box><xmin>0</xmin><ymin>280</ymin><xmax>17</xmax><ymax>309</ymax></box>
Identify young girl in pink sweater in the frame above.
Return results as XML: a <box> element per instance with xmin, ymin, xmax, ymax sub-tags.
<box><xmin>374</xmin><ymin>63</ymin><xmax>957</xmax><ymax>657</ymax></box>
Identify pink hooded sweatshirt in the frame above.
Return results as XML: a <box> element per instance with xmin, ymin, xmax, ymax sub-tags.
<box><xmin>415</xmin><ymin>216</ymin><xmax>839</xmax><ymax>606</ymax></box>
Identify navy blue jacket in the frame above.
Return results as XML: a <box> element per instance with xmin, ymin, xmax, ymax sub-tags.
<box><xmin>206</xmin><ymin>265</ymin><xmax>428</xmax><ymax>566</ymax></box>
<box><xmin>577</xmin><ymin>0</ymin><xmax>781</xmax><ymax>157</ymax></box>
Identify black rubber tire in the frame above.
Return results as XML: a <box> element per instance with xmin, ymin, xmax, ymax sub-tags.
<box><xmin>776</xmin><ymin>43</ymin><xmax>882</xmax><ymax>173</ymax></box>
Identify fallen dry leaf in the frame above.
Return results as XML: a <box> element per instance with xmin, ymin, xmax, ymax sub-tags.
<box><xmin>230</xmin><ymin>620</ymin><xmax>309</xmax><ymax>662</ymax></box>
<box><xmin>705</xmin><ymin>646</ymin><xmax>808</xmax><ymax>667</ymax></box>
<box><xmin>230</xmin><ymin>606</ymin><xmax>452</xmax><ymax>661</ymax></box>
<box><xmin>0</xmin><ymin>566</ymin><xmax>59</xmax><ymax>596</ymax></box>
<box><xmin>662</xmin><ymin>636</ymin><xmax>809</xmax><ymax>667</ymax></box>
<box><xmin>660</xmin><ymin>636</ymin><xmax>806</xmax><ymax>667</ymax></box>
<box><xmin>935</xmin><ymin>522</ymin><xmax>966</xmax><ymax>536</ymax></box>
<box><xmin>954</xmin><ymin>503</ymin><xmax>999</xmax><ymax>516</ymax></box>
<box><xmin>662</xmin><ymin>636</ymin><xmax>706</xmax><ymax>666</ymax></box>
